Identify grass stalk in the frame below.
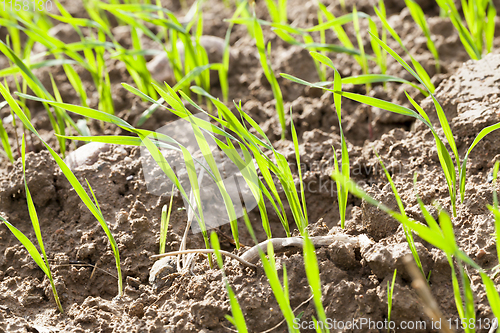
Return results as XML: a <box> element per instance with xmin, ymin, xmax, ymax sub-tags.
<box><xmin>352</xmin><ymin>6</ymin><xmax>370</xmax><ymax>92</ymax></box>
<box><xmin>159</xmin><ymin>185</ymin><xmax>175</xmax><ymax>254</ymax></box>
<box><xmin>253</xmin><ymin>15</ymin><xmax>286</xmax><ymax>140</ymax></box>
<box><xmin>242</xmin><ymin>210</ymin><xmax>299</xmax><ymax>333</ymax></box>
<box><xmin>210</xmin><ymin>232</ymin><xmax>249</xmax><ymax>332</ymax></box>
<box><xmin>405</xmin><ymin>0</ymin><xmax>440</xmax><ymax>73</ymax></box>
<box><xmin>374</xmin><ymin>7</ymin><xmax>435</xmax><ymax>93</ymax></box>
<box><xmin>2</xmin><ymin>134</ymin><xmax>64</xmax><ymax>312</ymax></box>
<box><xmin>375</xmin><ymin>149</ymin><xmax>424</xmax><ymax>276</ymax></box>
<box><xmin>282</xmin><ymin>52</ymin><xmax>351</xmax><ymax>228</ymax></box>
<box><xmin>387</xmin><ymin>269</ymin><xmax>396</xmax><ymax>330</ymax></box>
<box><xmin>488</xmin><ymin>162</ymin><xmax>500</xmax><ymax>277</ymax></box>
<box><xmin>0</xmin><ymin>211</ymin><xmax>63</xmax><ymax>313</ymax></box>
<box><xmin>1</xmin><ymin>84</ymin><xmax>123</xmax><ymax>296</ymax></box>
<box><xmin>332</xmin><ymin>170</ymin><xmax>500</xmax><ymax>324</ymax></box>
<box><xmin>303</xmin><ymin>233</ymin><xmax>329</xmax><ymax>332</ymax></box>
<box><xmin>0</xmin><ymin>101</ymin><xmax>14</xmax><ymax>162</ymax></box>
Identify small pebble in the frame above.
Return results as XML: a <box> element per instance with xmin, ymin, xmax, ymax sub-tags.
<box><xmin>65</xmin><ymin>142</ymin><xmax>111</xmax><ymax>169</ymax></box>
<box><xmin>488</xmin><ymin>171</ymin><xmax>494</xmax><ymax>183</ymax></box>
<box><xmin>114</xmin><ymin>146</ymin><xmax>127</xmax><ymax>156</ymax></box>
<box><xmin>476</xmin><ymin>248</ymin><xmax>487</xmax><ymax>259</ymax></box>
<box><xmin>126</xmin><ymin>175</ymin><xmax>134</xmax><ymax>181</ymax></box>
<box><xmin>149</xmin><ymin>256</ymin><xmax>177</xmax><ymax>291</ymax></box>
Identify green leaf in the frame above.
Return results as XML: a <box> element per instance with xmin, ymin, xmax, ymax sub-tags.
<box><xmin>485</xmin><ymin>3</ymin><xmax>496</xmax><ymax>53</ymax></box>
<box><xmin>305</xmin><ymin>12</ymin><xmax>370</xmax><ymax>32</ymax></box>
<box><xmin>459</xmin><ymin>122</ymin><xmax>500</xmax><ymax>202</ymax></box>
<box><xmin>0</xmin><ymin>217</ymin><xmax>49</xmax><ymax>276</ymax></box>
<box><xmin>16</xmin><ymin>93</ymin><xmax>134</xmax><ymax>131</ymax></box>
<box><xmin>480</xmin><ymin>272</ymin><xmax>500</xmax><ymax>319</ymax></box>
<box><xmin>253</xmin><ymin>16</ymin><xmax>286</xmax><ymax>140</ymax></box>
<box><xmin>405</xmin><ymin>0</ymin><xmax>440</xmax><ymax>72</ymax></box>
<box><xmin>0</xmin><ymin>83</ymin><xmax>123</xmax><ymax>296</ymax></box>
<box><xmin>368</xmin><ymin>27</ymin><xmax>434</xmax><ymax>93</ymax></box>
<box><xmin>331</xmin><ymin>171</ymin><xmax>455</xmax><ymax>254</ymax></box>
<box><xmin>210</xmin><ymin>232</ymin><xmax>249</xmax><ymax>332</ymax></box>
<box><xmin>303</xmin><ymin>234</ymin><xmax>329</xmax><ymax>332</ymax></box>
<box><xmin>337</xmin><ymin>91</ymin><xmax>418</xmax><ymax>118</ymax></box>
<box><xmin>0</xmin><ymin>102</ymin><xmax>13</xmax><ymax>163</ymax></box>
<box><xmin>375</xmin><ymin>149</ymin><xmax>424</xmax><ymax>275</ymax></box>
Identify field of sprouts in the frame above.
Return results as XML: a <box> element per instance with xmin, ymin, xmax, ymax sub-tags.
<box><xmin>1</xmin><ymin>0</ymin><xmax>500</xmax><ymax>332</ymax></box>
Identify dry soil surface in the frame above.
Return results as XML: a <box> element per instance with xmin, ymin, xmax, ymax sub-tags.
<box><xmin>1</xmin><ymin>0</ymin><xmax>500</xmax><ymax>332</ymax></box>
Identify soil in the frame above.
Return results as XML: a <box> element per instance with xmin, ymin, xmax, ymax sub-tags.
<box><xmin>1</xmin><ymin>0</ymin><xmax>500</xmax><ymax>332</ymax></box>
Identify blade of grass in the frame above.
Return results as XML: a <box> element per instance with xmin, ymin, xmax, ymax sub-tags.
<box><xmin>0</xmin><ymin>216</ymin><xmax>61</xmax><ymax>308</ymax></box>
<box><xmin>135</xmin><ymin>64</ymin><xmax>217</xmax><ymax>126</ymax></box>
<box><xmin>490</xmin><ymin>162</ymin><xmax>500</xmax><ymax>277</ymax></box>
<box><xmin>368</xmin><ymin>17</ymin><xmax>386</xmax><ymax>79</ymax></box>
<box><xmin>281</xmin><ymin>72</ymin><xmax>427</xmax><ymax>96</ymax></box>
<box><xmin>305</xmin><ymin>12</ymin><xmax>370</xmax><ymax>32</ymax></box>
<box><xmin>0</xmin><ymin>83</ymin><xmax>123</xmax><ymax>296</ymax></box>
<box><xmin>49</xmin><ymin>73</ymin><xmax>68</xmax><ymax>158</ymax></box>
<box><xmin>352</xmin><ymin>6</ymin><xmax>369</xmax><ymax>91</ymax></box>
<box><xmin>460</xmin><ymin>264</ymin><xmax>475</xmax><ymax>333</ymax></box>
<box><xmin>159</xmin><ymin>185</ymin><xmax>175</xmax><ymax>254</ymax></box>
<box><xmin>387</xmin><ymin>269</ymin><xmax>397</xmax><ymax>329</ymax></box>
<box><xmin>314</xmin><ymin>5</ymin><xmax>365</xmax><ymax>70</ymax></box>
<box><xmin>272</xmin><ymin>28</ymin><xmax>362</xmax><ymax>56</ymax></box>
<box><xmin>459</xmin><ymin>122</ymin><xmax>500</xmax><ymax>202</ymax></box>
<box><xmin>374</xmin><ymin>148</ymin><xmax>424</xmax><ymax>276</ymax></box>
<box><xmin>210</xmin><ymin>232</ymin><xmax>248</xmax><ymax>332</ymax></box>
<box><xmin>405</xmin><ymin>92</ymin><xmax>457</xmax><ymax>216</ymax></box>
<box><xmin>297</xmin><ymin>53</ymin><xmax>349</xmax><ymax>229</ymax></box>
<box><xmin>0</xmin><ymin>101</ymin><xmax>14</xmax><ymax>162</ymax></box>
<box><xmin>342</xmin><ymin>74</ymin><xmax>428</xmax><ymax>96</ymax></box>
<box><xmin>21</xmin><ymin>134</ymin><xmax>63</xmax><ymax>312</ymax></box>
<box><xmin>242</xmin><ymin>212</ymin><xmax>299</xmax><ymax>333</ymax></box>
<box><xmin>485</xmin><ymin>2</ymin><xmax>496</xmax><ymax>53</ymax></box>
<box><xmin>290</xmin><ymin>107</ymin><xmax>308</xmax><ymax>227</ymax></box>
<box><xmin>439</xmin><ymin>1</ymin><xmax>482</xmax><ymax>59</ymax></box>
<box><xmin>316</xmin><ymin>10</ymin><xmax>327</xmax><ymax>81</ymax></box>
<box><xmin>447</xmin><ymin>254</ymin><xmax>466</xmax><ymax>321</ymax></box>
<box><xmin>331</xmin><ymin>171</ymin><xmax>456</xmax><ymax>254</ymax></box>
<box><xmin>303</xmin><ymin>233</ymin><xmax>329</xmax><ymax>332</ymax></box>
<box><xmin>253</xmin><ymin>15</ymin><xmax>286</xmax><ymax>140</ymax></box>
<box><xmin>370</xmin><ymin>13</ymin><xmax>435</xmax><ymax>93</ymax></box>
<box><xmin>405</xmin><ymin>0</ymin><xmax>440</xmax><ymax>72</ymax></box>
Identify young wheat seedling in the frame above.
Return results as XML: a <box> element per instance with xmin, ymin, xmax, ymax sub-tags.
<box><xmin>405</xmin><ymin>0</ymin><xmax>440</xmax><ymax>73</ymax></box>
<box><xmin>1</xmin><ymin>84</ymin><xmax>124</xmax><ymax>296</ymax></box>
<box><xmin>488</xmin><ymin>162</ymin><xmax>500</xmax><ymax>277</ymax></box>
<box><xmin>1</xmin><ymin>135</ymin><xmax>63</xmax><ymax>312</ymax></box>
<box><xmin>374</xmin><ymin>148</ymin><xmax>424</xmax><ymax>276</ymax></box>
<box><xmin>332</xmin><ymin>170</ymin><xmax>500</xmax><ymax>328</ymax></box>
<box><xmin>387</xmin><ymin>269</ymin><xmax>397</xmax><ymax>331</ymax></box>
<box><xmin>210</xmin><ymin>232</ymin><xmax>249</xmax><ymax>332</ymax></box>
<box><xmin>253</xmin><ymin>15</ymin><xmax>286</xmax><ymax>140</ymax></box>
<box><xmin>159</xmin><ymin>184</ymin><xmax>175</xmax><ymax>255</ymax></box>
